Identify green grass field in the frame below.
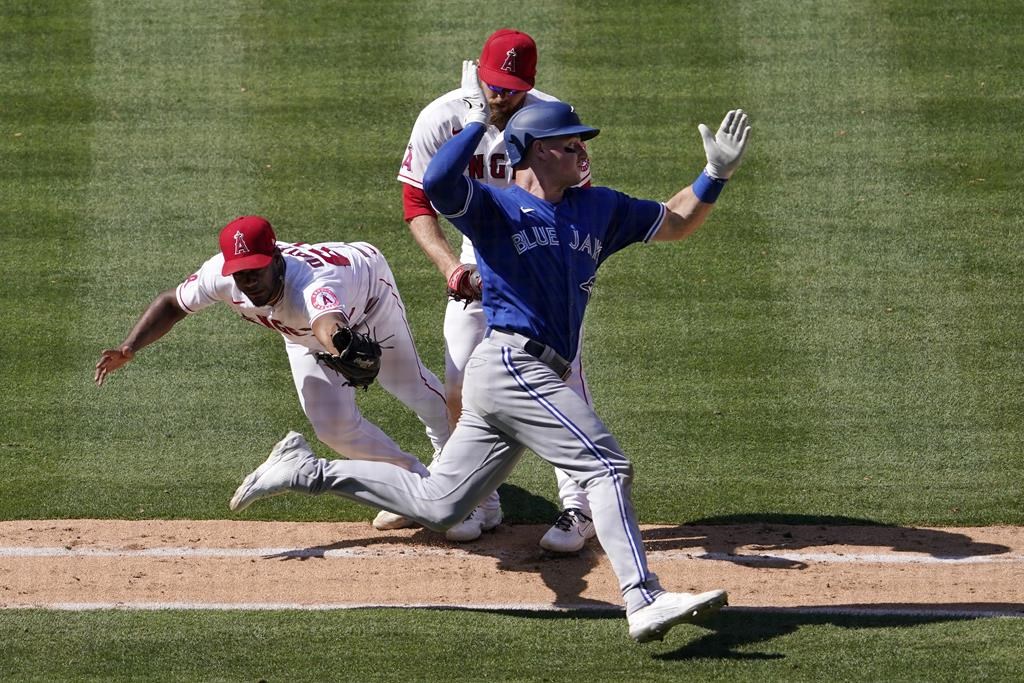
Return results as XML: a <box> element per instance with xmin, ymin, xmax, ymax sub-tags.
<box><xmin>2</xmin><ymin>0</ymin><xmax>1022</xmax><ymax>679</ymax></box>
<box><xmin>2</xmin><ymin>609</ymin><xmax>1022</xmax><ymax>682</ymax></box>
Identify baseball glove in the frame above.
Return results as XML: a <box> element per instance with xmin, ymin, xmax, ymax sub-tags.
<box><xmin>315</xmin><ymin>327</ymin><xmax>383</xmax><ymax>390</ymax></box>
<box><xmin>447</xmin><ymin>263</ymin><xmax>483</xmax><ymax>306</ymax></box>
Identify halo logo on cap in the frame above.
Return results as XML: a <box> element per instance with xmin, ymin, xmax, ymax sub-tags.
<box><xmin>233</xmin><ymin>230</ymin><xmax>251</xmax><ymax>256</ymax></box>
<box><xmin>500</xmin><ymin>48</ymin><xmax>517</xmax><ymax>74</ymax></box>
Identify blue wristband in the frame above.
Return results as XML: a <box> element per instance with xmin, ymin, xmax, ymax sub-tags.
<box><xmin>692</xmin><ymin>169</ymin><xmax>727</xmax><ymax>204</ymax></box>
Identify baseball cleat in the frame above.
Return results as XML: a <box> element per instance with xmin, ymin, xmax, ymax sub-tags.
<box><xmin>229</xmin><ymin>431</ymin><xmax>314</xmax><ymax>512</ymax></box>
<box><xmin>445</xmin><ymin>505</ymin><xmax>503</xmax><ymax>542</ymax></box>
<box><xmin>539</xmin><ymin>508</ymin><xmax>596</xmax><ymax>553</ymax></box>
<box><xmin>627</xmin><ymin>589</ymin><xmax>728</xmax><ymax>643</ymax></box>
<box><xmin>372</xmin><ymin>510</ymin><xmax>417</xmax><ymax>530</ymax></box>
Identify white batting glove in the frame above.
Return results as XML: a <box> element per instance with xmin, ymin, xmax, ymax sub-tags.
<box><xmin>698</xmin><ymin>109</ymin><xmax>751</xmax><ymax>180</ymax></box>
<box><xmin>460</xmin><ymin>60</ymin><xmax>488</xmax><ymax>127</ymax></box>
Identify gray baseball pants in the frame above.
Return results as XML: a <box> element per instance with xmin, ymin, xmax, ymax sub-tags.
<box><xmin>291</xmin><ymin>330</ymin><xmax>666</xmax><ymax>613</ymax></box>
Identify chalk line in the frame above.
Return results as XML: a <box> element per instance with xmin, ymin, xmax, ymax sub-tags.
<box><xmin>2</xmin><ymin>546</ymin><xmax>1023</xmax><ymax>565</ymax></box>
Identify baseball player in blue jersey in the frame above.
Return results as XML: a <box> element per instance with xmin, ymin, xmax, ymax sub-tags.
<box><xmin>229</xmin><ymin>61</ymin><xmax>751</xmax><ymax>643</ymax></box>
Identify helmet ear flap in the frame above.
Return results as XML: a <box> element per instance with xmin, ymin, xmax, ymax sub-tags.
<box><xmin>508</xmin><ymin>132</ymin><xmax>529</xmax><ymax>167</ymax></box>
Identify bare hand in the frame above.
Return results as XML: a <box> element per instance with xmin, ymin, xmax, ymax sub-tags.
<box><xmin>94</xmin><ymin>347</ymin><xmax>134</xmax><ymax>386</ymax></box>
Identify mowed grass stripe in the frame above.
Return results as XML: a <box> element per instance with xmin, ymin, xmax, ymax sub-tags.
<box><xmin>876</xmin><ymin>1</ymin><xmax>1024</xmax><ymax>522</ymax></box>
<box><xmin>698</xmin><ymin>1</ymin><xmax>1024</xmax><ymax>524</ymax></box>
<box><xmin>69</xmin><ymin>0</ymin><xmax>287</xmax><ymax>519</ymax></box>
<box><xmin>0</xmin><ymin>4</ymin><xmax>96</xmax><ymax>514</ymax></box>
<box><xmin>721</xmin><ymin>2</ymin><xmax>926</xmax><ymax>519</ymax></box>
<box><xmin>870</xmin><ymin>2</ymin><xmax>1024</xmax><ymax>524</ymax></box>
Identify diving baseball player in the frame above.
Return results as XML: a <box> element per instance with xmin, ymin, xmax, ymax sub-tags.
<box><xmin>229</xmin><ymin>63</ymin><xmax>751</xmax><ymax>643</ymax></box>
<box><xmin>96</xmin><ymin>215</ymin><xmax>449</xmax><ymax>488</ymax></box>
<box><xmin>396</xmin><ymin>28</ymin><xmax>597</xmax><ymax>548</ymax></box>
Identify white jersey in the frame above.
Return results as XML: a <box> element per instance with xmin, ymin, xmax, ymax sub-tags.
<box><xmin>176</xmin><ymin>240</ymin><xmax>383</xmax><ymax>352</ymax></box>
<box><xmin>398</xmin><ymin>87</ymin><xmax>592</xmax><ymax>264</ymax></box>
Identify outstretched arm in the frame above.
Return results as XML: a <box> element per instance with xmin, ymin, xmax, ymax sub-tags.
<box><xmin>94</xmin><ymin>289</ymin><xmax>187</xmax><ymax>386</ymax></box>
<box><xmin>652</xmin><ymin>109</ymin><xmax>751</xmax><ymax>242</ymax></box>
<box><xmin>422</xmin><ymin>61</ymin><xmax>489</xmax><ymax>216</ymax></box>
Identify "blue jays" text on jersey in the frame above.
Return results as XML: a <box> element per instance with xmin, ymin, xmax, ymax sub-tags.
<box><xmin>444</xmin><ymin>181</ymin><xmax>664</xmax><ymax>360</ymax></box>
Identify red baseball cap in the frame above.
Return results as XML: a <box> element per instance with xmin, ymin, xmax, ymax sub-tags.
<box><xmin>478</xmin><ymin>29</ymin><xmax>537</xmax><ymax>91</ymax></box>
<box><xmin>219</xmin><ymin>215</ymin><xmax>277</xmax><ymax>275</ymax></box>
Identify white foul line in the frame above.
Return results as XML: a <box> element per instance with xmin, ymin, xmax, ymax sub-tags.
<box><xmin>0</xmin><ymin>546</ymin><xmax>463</xmax><ymax>559</ymax></box>
<box><xmin>1</xmin><ymin>601</ymin><xmax>620</xmax><ymax>613</ymax></box>
<box><xmin>1</xmin><ymin>602</ymin><xmax>1021</xmax><ymax>619</ymax></box>
<box><xmin>1</xmin><ymin>546</ymin><xmax>1023</xmax><ymax>564</ymax></box>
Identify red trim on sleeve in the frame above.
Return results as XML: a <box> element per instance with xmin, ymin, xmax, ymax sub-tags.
<box><xmin>175</xmin><ymin>281</ymin><xmax>196</xmax><ymax>313</ymax></box>
<box><xmin>403</xmin><ymin>183</ymin><xmax>437</xmax><ymax>222</ymax></box>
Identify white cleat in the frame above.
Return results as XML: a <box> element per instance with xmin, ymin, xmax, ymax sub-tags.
<box><xmin>445</xmin><ymin>505</ymin><xmax>503</xmax><ymax>542</ymax></box>
<box><xmin>539</xmin><ymin>508</ymin><xmax>596</xmax><ymax>553</ymax></box>
<box><xmin>229</xmin><ymin>431</ymin><xmax>314</xmax><ymax>512</ymax></box>
<box><xmin>627</xmin><ymin>590</ymin><xmax>728</xmax><ymax>643</ymax></box>
<box><xmin>372</xmin><ymin>510</ymin><xmax>417</xmax><ymax>530</ymax></box>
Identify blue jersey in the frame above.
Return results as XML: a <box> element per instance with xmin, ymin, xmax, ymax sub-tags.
<box><xmin>424</xmin><ymin>122</ymin><xmax>665</xmax><ymax>359</ymax></box>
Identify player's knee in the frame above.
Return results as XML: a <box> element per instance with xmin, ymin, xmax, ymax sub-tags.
<box><xmin>582</xmin><ymin>460</ymin><xmax>634</xmax><ymax>490</ymax></box>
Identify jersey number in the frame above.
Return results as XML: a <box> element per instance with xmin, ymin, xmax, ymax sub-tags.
<box><xmin>283</xmin><ymin>244</ymin><xmax>350</xmax><ymax>268</ymax></box>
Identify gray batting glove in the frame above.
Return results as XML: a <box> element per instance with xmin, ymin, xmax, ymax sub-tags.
<box><xmin>699</xmin><ymin>109</ymin><xmax>751</xmax><ymax>180</ymax></box>
<box><xmin>460</xmin><ymin>60</ymin><xmax>489</xmax><ymax>127</ymax></box>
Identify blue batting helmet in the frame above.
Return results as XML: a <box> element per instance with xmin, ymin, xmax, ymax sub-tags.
<box><xmin>504</xmin><ymin>102</ymin><xmax>600</xmax><ymax>167</ymax></box>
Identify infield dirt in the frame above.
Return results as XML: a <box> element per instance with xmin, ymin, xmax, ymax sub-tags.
<box><xmin>2</xmin><ymin>521</ymin><xmax>1021</xmax><ymax>614</ymax></box>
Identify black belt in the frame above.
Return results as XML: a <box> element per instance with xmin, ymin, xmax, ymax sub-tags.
<box><xmin>486</xmin><ymin>328</ymin><xmax>572</xmax><ymax>379</ymax></box>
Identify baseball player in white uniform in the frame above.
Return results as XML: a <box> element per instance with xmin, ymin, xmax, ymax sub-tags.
<box><xmin>394</xmin><ymin>28</ymin><xmax>596</xmax><ymax>549</ymax></box>
<box><xmin>95</xmin><ymin>216</ymin><xmax>450</xmax><ymax>492</ymax></box>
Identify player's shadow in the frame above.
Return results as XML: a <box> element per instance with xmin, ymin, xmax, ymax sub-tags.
<box><xmin>490</xmin><ymin>484</ymin><xmax>610</xmax><ymax>608</ymax></box>
<box><xmin>263</xmin><ymin>483</ymin><xmax>612</xmax><ymax>609</ymax></box>
<box><xmin>635</xmin><ymin>512</ymin><xmax>1020</xmax><ymax>660</ymax></box>
<box><xmin>641</xmin><ymin>513</ymin><xmax>1012</xmax><ymax>569</ymax></box>
<box><xmin>652</xmin><ymin>608</ymin><xmax>997</xmax><ymax>661</ymax></box>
